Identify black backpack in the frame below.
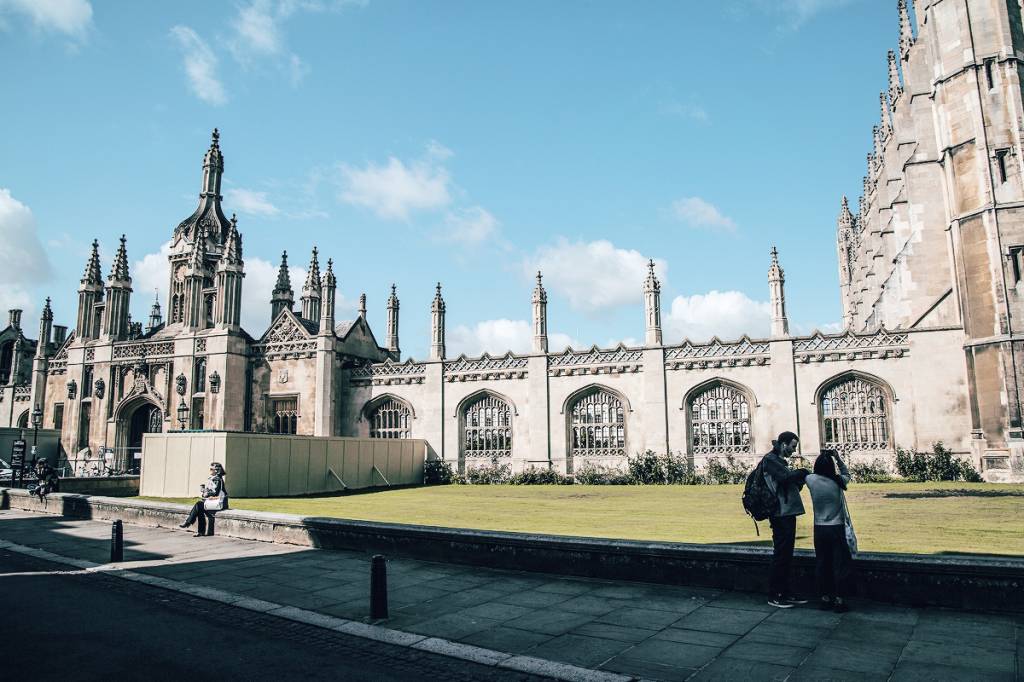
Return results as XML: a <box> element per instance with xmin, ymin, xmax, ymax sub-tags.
<box><xmin>742</xmin><ymin>459</ymin><xmax>778</xmax><ymax>535</ymax></box>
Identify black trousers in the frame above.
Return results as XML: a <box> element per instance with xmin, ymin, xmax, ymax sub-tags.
<box><xmin>814</xmin><ymin>524</ymin><xmax>852</xmax><ymax>598</ymax></box>
<box><xmin>769</xmin><ymin>515</ymin><xmax>797</xmax><ymax>596</ymax></box>
<box><xmin>183</xmin><ymin>500</ymin><xmax>215</xmax><ymax>535</ymax></box>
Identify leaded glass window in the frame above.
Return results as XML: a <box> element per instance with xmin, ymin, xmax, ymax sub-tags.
<box><xmin>820</xmin><ymin>376</ymin><xmax>890</xmax><ymax>452</ymax></box>
<box><xmin>369</xmin><ymin>398</ymin><xmax>411</xmax><ymax>439</ymax></box>
<box><xmin>689</xmin><ymin>383</ymin><xmax>751</xmax><ymax>455</ymax></box>
<box><xmin>194</xmin><ymin>357</ymin><xmax>206</xmax><ymax>393</ymax></box>
<box><xmin>270</xmin><ymin>397</ymin><xmax>298</xmax><ymax>435</ymax></box>
<box><xmin>569</xmin><ymin>389</ymin><xmax>625</xmax><ymax>458</ymax></box>
<box><xmin>462</xmin><ymin>394</ymin><xmax>512</xmax><ymax>458</ymax></box>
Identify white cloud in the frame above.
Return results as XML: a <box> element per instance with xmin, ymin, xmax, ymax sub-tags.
<box><xmin>448</xmin><ymin>319</ymin><xmax>576</xmax><ymax>357</ymax></box>
<box><xmin>671</xmin><ymin>197</ymin><xmax>736</xmax><ymax>232</ymax></box>
<box><xmin>170</xmin><ymin>26</ymin><xmax>227</xmax><ymax>106</ymax></box>
<box><xmin>526</xmin><ymin>239</ymin><xmax>666</xmax><ymax>314</ymax></box>
<box><xmin>0</xmin><ymin>0</ymin><xmax>92</xmax><ymax>38</ymax></box>
<box><xmin>0</xmin><ymin>189</ymin><xmax>53</xmax><ymax>316</ymax></box>
<box><xmin>661</xmin><ymin>102</ymin><xmax>709</xmax><ymax>123</ymax></box>
<box><xmin>131</xmin><ymin>241</ymin><xmax>174</xmax><ymax>310</ymax></box>
<box><xmin>229</xmin><ymin>0</ymin><xmax>365</xmax><ymax>84</ymax></box>
<box><xmin>664</xmin><ymin>290</ymin><xmax>771</xmax><ymax>343</ymax></box>
<box><xmin>736</xmin><ymin>0</ymin><xmax>855</xmax><ymax>30</ymax></box>
<box><xmin>339</xmin><ymin>152</ymin><xmax>452</xmax><ymax>220</ymax></box>
<box><xmin>225</xmin><ymin>188</ymin><xmax>281</xmax><ymax>217</ymax></box>
<box><xmin>443</xmin><ymin>206</ymin><xmax>499</xmax><ymax>244</ymax></box>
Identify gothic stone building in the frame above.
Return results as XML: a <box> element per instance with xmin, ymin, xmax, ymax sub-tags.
<box><xmin>16</xmin><ymin>0</ymin><xmax>1023</xmax><ymax>479</ymax></box>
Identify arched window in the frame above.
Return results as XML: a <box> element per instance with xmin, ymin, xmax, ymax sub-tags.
<box><xmin>0</xmin><ymin>341</ymin><xmax>13</xmax><ymax>384</ymax></box>
<box><xmin>569</xmin><ymin>388</ymin><xmax>625</xmax><ymax>459</ymax></box>
<box><xmin>462</xmin><ymin>393</ymin><xmax>512</xmax><ymax>458</ymax></box>
<box><xmin>688</xmin><ymin>382</ymin><xmax>752</xmax><ymax>455</ymax></box>
<box><xmin>369</xmin><ymin>398</ymin><xmax>412</xmax><ymax>439</ymax></box>
<box><xmin>819</xmin><ymin>374</ymin><xmax>891</xmax><ymax>453</ymax></box>
<box><xmin>82</xmin><ymin>365</ymin><xmax>94</xmax><ymax>398</ymax></box>
<box><xmin>194</xmin><ymin>357</ymin><xmax>206</xmax><ymax>393</ymax></box>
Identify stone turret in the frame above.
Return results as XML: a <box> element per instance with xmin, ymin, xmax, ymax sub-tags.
<box><xmin>215</xmin><ymin>214</ymin><xmax>244</xmax><ymax>330</ymax></box>
<box><xmin>768</xmin><ymin>247</ymin><xmax>789</xmax><ymax>338</ymax></box>
<box><xmin>35</xmin><ymin>298</ymin><xmax>52</xmax><ymax>359</ymax></box>
<box><xmin>174</xmin><ymin>129</ymin><xmax>231</xmax><ymax>244</ymax></box>
<box><xmin>76</xmin><ymin>240</ymin><xmax>103</xmax><ymax>340</ymax></box>
<box><xmin>532</xmin><ymin>271</ymin><xmax>548</xmax><ymax>353</ymax></box>
<box><xmin>320</xmin><ymin>259</ymin><xmax>336</xmax><ymax>332</ymax></box>
<box><xmin>102</xmin><ymin>235</ymin><xmax>132</xmax><ymax>340</ymax></box>
<box><xmin>270</xmin><ymin>251</ymin><xmax>294</xmax><ymax>321</ymax></box>
<box><xmin>430</xmin><ymin>283</ymin><xmax>446</xmax><ymax>361</ymax></box>
<box><xmin>182</xmin><ymin>226</ymin><xmax>208</xmax><ymax>329</ymax></box>
<box><xmin>643</xmin><ymin>259</ymin><xmax>662</xmax><ymax>346</ymax></box>
<box><xmin>358</xmin><ymin>293</ymin><xmax>367</xmax><ymax>320</ymax></box>
<box><xmin>300</xmin><ymin>246</ymin><xmax>322</xmax><ymax>328</ymax></box>
<box><xmin>386</xmin><ymin>284</ymin><xmax>400</xmax><ymax>356</ymax></box>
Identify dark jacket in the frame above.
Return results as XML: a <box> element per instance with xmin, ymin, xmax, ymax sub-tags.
<box><xmin>762</xmin><ymin>452</ymin><xmax>806</xmax><ymax>517</ymax></box>
<box><xmin>202</xmin><ymin>474</ymin><xmax>228</xmax><ymax>510</ymax></box>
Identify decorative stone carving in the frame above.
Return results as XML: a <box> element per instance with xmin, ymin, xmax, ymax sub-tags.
<box><xmin>85</xmin><ymin>348</ymin><xmax>95</xmax><ymax>361</ymax></box>
<box><xmin>94</xmin><ymin>378</ymin><xmax>105</xmax><ymax>400</ymax></box>
<box><xmin>67</xmin><ymin>379</ymin><xmax>77</xmax><ymax>400</ymax></box>
<box><xmin>350</xmin><ymin>358</ymin><xmax>427</xmax><ymax>386</ymax></box>
<box><xmin>278</xmin><ymin>369</ymin><xmax>289</xmax><ymax>384</ymax></box>
<box><xmin>175</xmin><ymin>373</ymin><xmax>187</xmax><ymax>396</ymax></box>
<box><xmin>195</xmin><ymin>338</ymin><xmax>207</xmax><ymax>353</ymax></box>
<box><xmin>209</xmin><ymin>371</ymin><xmax>220</xmax><ymax>394</ymax></box>
<box><xmin>112</xmin><ymin>341</ymin><xmax>175</xmax><ymax>360</ymax></box>
<box><xmin>443</xmin><ymin>353</ymin><xmax>529</xmax><ymax>382</ymax></box>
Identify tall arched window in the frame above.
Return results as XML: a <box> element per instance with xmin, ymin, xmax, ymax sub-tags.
<box><xmin>820</xmin><ymin>374</ymin><xmax>892</xmax><ymax>452</ymax></box>
<box><xmin>369</xmin><ymin>397</ymin><xmax>412</xmax><ymax>439</ymax></box>
<box><xmin>688</xmin><ymin>382</ymin><xmax>752</xmax><ymax>455</ymax></box>
<box><xmin>462</xmin><ymin>393</ymin><xmax>512</xmax><ymax>458</ymax></box>
<box><xmin>193</xmin><ymin>357</ymin><xmax>206</xmax><ymax>393</ymax></box>
<box><xmin>569</xmin><ymin>388</ymin><xmax>626</xmax><ymax>459</ymax></box>
<box><xmin>0</xmin><ymin>341</ymin><xmax>13</xmax><ymax>384</ymax></box>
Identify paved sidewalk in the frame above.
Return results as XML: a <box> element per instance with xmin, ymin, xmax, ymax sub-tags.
<box><xmin>1</xmin><ymin>510</ymin><xmax>1020</xmax><ymax>681</ymax></box>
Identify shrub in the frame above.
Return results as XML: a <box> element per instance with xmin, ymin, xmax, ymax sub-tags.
<box><xmin>423</xmin><ymin>458</ymin><xmax>458</xmax><ymax>485</ymax></box>
<box><xmin>572</xmin><ymin>464</ymin><xmax>632</xmax><ymax>485</ymax></box>
<box><xmin>624</xmin><ymin>450</ymin><xmax>702</xmax><ymax>484</ymax></box>
<box><xmin>702</xmin><ymin>454</ymin><xmax>751</xmax><ymax>484</ymax></box>
<box><xmin>847</xmin><ymin>457</ymin><xmax>894</xmax><ymax>483</ymax></box>
<box><xmin>895</xmin><ymin>442</ymin><xmax>983</xmax><ymax>482</ymax></box>
<box><xmin>508</xmin><ymin>466</ymin><xmax>571</xmax><ymax>485</ymax></box>
<box><xmin>464</xmin><ymin>457</ymin><xmax>512</xmax><ymax>484</ymax></box>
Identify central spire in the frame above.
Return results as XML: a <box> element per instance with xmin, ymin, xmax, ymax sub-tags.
<box><xmin>174</xmin><ymin>128</ymin><xmax>231</xmax><ymax>244</ymax></box>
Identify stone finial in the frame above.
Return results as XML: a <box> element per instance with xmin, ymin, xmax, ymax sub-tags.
<box><xmin>189</xmin><ymin>226</ymin><xmax>208</xmax><ymax>271</ymax></box>
<box><xmin>898</xmin><ymin>0</ymin><xmax>913</xmax><ymax>58</ymax></box>
<box><xmin>358</xmin><ymin>292</ymin><xmax>367</xmax><ymax>319</ymax></box>
<box><xmin>224</xmin><ymin>217</ymin><xmax>242</xmax><ymax>265</ymax></box>
<box><xmin>110</xmin><ymin>234</ymin><xmax>130</xmax><ymax>282</ymax></box>
<box><xmin>82</xmin><ymin>239</ymin><xmax>102</xmax><ymax>285</ymax></box>
<box><xmin>838</xmin><ymin>196</ymin><xmax>854</xmax><ymax>230</ymax></box>
<box><xmin>887</xmin><ymin>50</ymin><xmax>902</xmax><ymax>105</ymax></box>
<box><xmin>274</xmin><ymin>251</ymin><xmax>291</xmax><ymax>292</ymax></box>
<box><xmin>879</xmin><ymin>92</ymin><xmax>891</xmax><ymax>137</ymax></box>
<box><xmin>768</xmin><ymin>246</ymin><xmax>789</xmax><ymax>337</ymax></box>
<box><xmin>532</xmin><ymin>271</ymin><xmax>547</xmax><ymax>304</ymax></box>
<box><xmin>303</xmin><ymin>246</ymin><xmax>321</xmax><ymax>292</ymax></box>
<box><xmin>432</xmin><ymin>282</ymin><xmax>445</xmax><ymax>312</ymax></box>
<box><xmin>643</xmin><ymin>259</ymin><xmax>660</xmax><ymax>293</ymax></box>
<box><xmin>322</xmin><ymin>258</ymin><xmax>336</xmax><ymax>287</ymax></box>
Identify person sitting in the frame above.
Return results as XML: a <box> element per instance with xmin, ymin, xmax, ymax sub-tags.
<box><xmin>179</xmin><ymin>463</ymin><xmax>228</xmax><ymax>537</ymax></box>
<box><xmin>805</xmin><ymin>449</ymin><xmax>853</xmax><ymax>613</ymax></box>
<box><xmin>33</xmin><ymin>459</ymin><xmax>59</xmax><ymax>500</ymax></box>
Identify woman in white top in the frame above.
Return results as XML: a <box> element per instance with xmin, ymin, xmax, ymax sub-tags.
<box><xmin>805</xmin><ymin>450</ymin><xmax>852</xmax><ymax>613</ymax></box>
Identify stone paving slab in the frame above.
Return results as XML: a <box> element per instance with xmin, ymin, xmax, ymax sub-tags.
<box><xmin>1</xmin><ymin>509</ymin><xmax>1022</xmax><ymax>681</ymax></box>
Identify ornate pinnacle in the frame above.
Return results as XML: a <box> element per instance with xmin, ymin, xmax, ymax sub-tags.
<box><xmin>432</xmin><ymin>282</ymin><xmax>445</xmax><ymax>312</ymax></box>
<box><xmin>110</xmin><ymin>234</ymin><xmax>130</xmax><ymax>281</ymax></box>
<box><xmin>838</xmin><ymin>196</ymin><xmax>854</xmax><ymax>229</ymax></box>
<box><xmin>887</xmin><ymin>50</ymin><xmax>902</xmax><ymax>104</ymax></box>
<box><xmin>643</xmin><ymin>259</ymin><xmax>660</xmax><ymax>292</ymax></box>
<box><xmin>879</xmin><ymin>93</ymin><xmax>891</xmax><ymax>136</ymax></box>
<box><xmin>359</xmin><ymin>293</ymin><xmax>367</xmax><ymax>318</ymax></box>
<box><xmin>898</xmin><ymin>0</ymin><xmax>913</xmax><ymax>57</ymax></box>
<box><xmin>533</xmin><ymin>270</ymin><xmax>547</xmax><ymax>304</ymax></box>
<box><xmin>42</xmin><ymin>297</ymin><xmax>53</xmax><ymax>321</ymax></box>
<box><xmin>189</xmin><ymin>226</ymin><xmax>208</xmax><ymax>270</ymax></box>
<box><xmin>82</xmin><ymin>239</ymin><xmax>102</xmax><ymax>285</ymax></box>
<box><xmin>211</xmin><ymin>128</ymin><xmax>220</xmax><ymax>149</ymax></box>
<box><xmin>224</xmin><ymin>220</ymin><xmax>241</xmax><ymax>265</ymax></box>
<box><xmin>303</xmin><ymin>246</ymin><xmax>321</xmax><ymax>292</ymax></box>
<box><xmin>387</xmin><ymin>283</ymin><xmax>399</xmax><ymax>308</ymax></box>
<box><xmin>322</xmin><ymin>258</ymin><xmax>336</xmax><ymax>287</ymax></box>
<box><xmin>274</xmin><ymin>251</ymin><xmax>291</xmax><ymax>293</ymax></box>
<box><xmin>769</xmin><ymin>246</ymin><xmax>784</xmax><ymax>280</ymax></box>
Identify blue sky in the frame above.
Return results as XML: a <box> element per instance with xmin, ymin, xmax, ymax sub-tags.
<box><xmin>0</xmin><ymin>0</ymin><xmax>899</xmax><ymax>359</ymax></box>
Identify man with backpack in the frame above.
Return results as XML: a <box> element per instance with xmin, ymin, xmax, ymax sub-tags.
<box><xmin>746</xmin><ymin>430</ymin><xmax>809</xmax><ymax>608</ymax></box>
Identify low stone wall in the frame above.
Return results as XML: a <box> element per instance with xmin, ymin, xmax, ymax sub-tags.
<box><xmin>2</xmin><ymin>488</ymin><xmax>1021</xmax><ymax>613</ymax></box>
<box><xmin>58</xmin><ymin>476</ymin><xmax>140</xmax><ymax>497</ymax></box>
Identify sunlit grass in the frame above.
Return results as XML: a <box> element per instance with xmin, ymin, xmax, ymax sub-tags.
<box><xmin>140</xmin><ymin>482</ymin><xmax>1024</xmax><ymax>556</ymax></box>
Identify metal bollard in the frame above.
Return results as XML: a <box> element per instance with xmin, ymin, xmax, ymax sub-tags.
<box><xmin>110</xmin><ymin>520</ymin><xmax>124</xmax><ymax>563</ymax></box>
<box><xmin>369</xmin><ymin>554</ymin><xmax>388</xmax><ymax>620</ymax></box>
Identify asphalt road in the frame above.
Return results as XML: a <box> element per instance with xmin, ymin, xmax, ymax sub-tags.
<box><xmin>0</xmin><ymin>549</ymin><xmax>551</xmax><ymax>681</ymax></box>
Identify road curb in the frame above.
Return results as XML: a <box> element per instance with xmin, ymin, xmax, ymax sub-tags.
<box><xmin>0</xmin><ymin>538</ymin><xmax>633</xmax><ymax>682</ymax></box>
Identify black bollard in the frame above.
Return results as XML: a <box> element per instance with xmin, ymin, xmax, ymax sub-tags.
<box><xmin>110</xmin><ymin>520</ymin><xmax>124</xmax><ymax>563</ymax></box>
<box><xmin>369</xmin><ymin>554</ymin><xmax>388</xmax><ymax>620</ymax></box>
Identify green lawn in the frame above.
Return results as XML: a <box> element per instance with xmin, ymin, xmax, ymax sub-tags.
<box><xmin>141</xmin><ymin>482</ymin><xmax>1024</xmax><ymax>557</ymax></box>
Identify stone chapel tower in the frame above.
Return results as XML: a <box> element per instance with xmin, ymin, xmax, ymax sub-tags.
<box><xmin>643</xmin><ymin>260</ymin><xmax>662</xmax><ymax>346</ymax></box>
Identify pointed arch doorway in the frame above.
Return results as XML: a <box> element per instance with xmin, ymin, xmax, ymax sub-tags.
<box><xmin>115</xmin><ymin>397</ymin><xmax>163</xmax><ymax>474</ymax></box>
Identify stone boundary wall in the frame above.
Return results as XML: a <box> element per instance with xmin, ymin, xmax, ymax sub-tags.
<box><xmin>2</xmin><ymin>489</ymin><xmax>1020</xmax><ymax>614</ymax></box>
<box><xmin>140</xmin><ymin>432</ymin><xmax>428</xmax><ymax>498</ymax></box>
<box><xmin>58</xmin><ymin>476</ymin><xmax>140</xmax><ymax>497</ymax></box>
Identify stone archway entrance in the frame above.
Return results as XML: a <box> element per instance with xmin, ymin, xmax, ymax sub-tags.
<box><xmin>115</xmin><ymin>398</ymin><xmax>163</xmax><ymax>474</ymax></box>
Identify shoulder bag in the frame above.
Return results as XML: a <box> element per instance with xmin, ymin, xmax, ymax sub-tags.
<box><xmin>839</xmin><ymin>489</ymin><xmax>858</xmax><ymax>556</ymax></box>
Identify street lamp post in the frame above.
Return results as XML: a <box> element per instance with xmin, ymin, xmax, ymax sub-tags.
<box><xmin>29</xmin><ymin>404</ymin><xmax>42</xmax><ymax>487</ymax></box>
<box><xmin>177</xmin><ymin>399</ymin><xmax>190</xmax><ymax>431</ymax></box>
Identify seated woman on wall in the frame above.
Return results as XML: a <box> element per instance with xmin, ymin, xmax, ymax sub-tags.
<box><xmin>179</xmin><ymin>463</ymin><xmax>228</xmax><ymax>537</ymax></box>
